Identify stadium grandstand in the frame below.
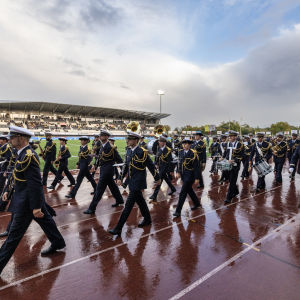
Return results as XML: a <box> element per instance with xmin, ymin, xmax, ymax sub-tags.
<box><xmin>0</xmin><ymin>101</ymin><xmax>170</xmax><ymax>136</ymax></box>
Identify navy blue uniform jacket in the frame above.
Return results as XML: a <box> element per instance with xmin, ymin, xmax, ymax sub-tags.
<box><xmin>191</xmin><ymin>140</ymin><xmax>206</xmax><ymax>163</ymax></box>
<box><xmin>290</xmin><ymin>145</ymin><xmax>300</xmax><ymax>174</ymax></box>
<box><xmin>122</xmin><ymin>147</ymin><xmax>160</xmax><ymax>191</ymax></box>
<box><xmin>222</xmin><ymin>142</ymin><xmax>244</xmax><ymax>164</ymax></box>
<box><xmin>273</xmin><ymin>141</ymin><xmax>288</xmax><ymax>163</ymax></box>
<box><xmin>58</xmin><ymin>145</ymin><xmax>71</xmax><ymax>167</ymax></box>
<box><xmin>44</xmin><ymin>139</ymin><xmax>57</xmax><ymax>161</ymax></box>
<box><xmin>249</xmin><ymin>141</ymin><xmax>272</xmax><ymax>163</ymax></box>
<box><xmin>157</xmin><ymin>146</ymin><xmax>173</xmax><ymax>174</ymax></box>
<box><xmin>178</xmin><ymin>149</ymin><xmax>200</xmax><ymax>182</ymax></box>
<box><xmin>95</xmin><ymin>142</ymin><xmax>123</xmax><ymax>176</ymax></box>
<box><xmin>287</xmin><ymin>139</ymin><xmax>300</xmax><ymax>159</ymax></box>
<box><xmin>8</xmin><ymin>145</ymin><xmax>45</xmax><ymax>214</ymax></box>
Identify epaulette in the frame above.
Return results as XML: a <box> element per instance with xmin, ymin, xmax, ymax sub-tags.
<box><xmin>26</xmin><ymin>149</ymin><xmax>34</xmax><ymax>157</ymax></box>
<box><xmin>141</xmin><ymin>147</ymin><xmax>148</xmax><ymax>152</ymax></box>
<box><xmin>166</xmin><ymin>146</ymin><xmax>171</xmax><ymax>151</ymax></box>
<box><xmin>179</xmin><ymin>149</ymin><xmax>184</xmax><ymax>152</ymax></box>
<box><xmin>191</xmin><ymin>149</ymin><xmax>197</xmax><ymax>154</ymax></box>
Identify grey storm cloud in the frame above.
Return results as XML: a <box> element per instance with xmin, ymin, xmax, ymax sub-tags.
<box><xmin>68</xmin><ymin>69</ymin><xmax>85</xmax><ymax>76</ymax></box>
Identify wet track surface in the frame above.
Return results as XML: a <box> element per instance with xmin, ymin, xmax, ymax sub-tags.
<box><xmin>0</xmin><ymin>160</ymin><xmax>300</xmax><ymax>299</ymax></box>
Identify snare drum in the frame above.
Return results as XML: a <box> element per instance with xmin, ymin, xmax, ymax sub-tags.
<box><xmin>253</xmin><ymin>159</ymin><xmax>272</xmax><ymax>177</ymax></box>
<box><xmin>216</xmin><ymin>160</ymin><xmax>233</xmax><ymax>171</ymax></box>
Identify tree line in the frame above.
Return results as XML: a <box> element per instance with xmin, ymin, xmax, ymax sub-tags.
<box><xmin>172</xmin><ymin>121</ymin><xmax>299</xmax><ymax>135</ymax></box>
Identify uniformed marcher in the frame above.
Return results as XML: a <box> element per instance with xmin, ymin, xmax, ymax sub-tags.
<box><xmin>65</xmin><ymin>136</ymin><xmax>97</xmax><ymax>199</ymax></box>
<box><xmin>172</xmin><ymin>133</ymin><xmax>182</xmax><ymax>157</ymax></box>
<box><xmin>42</xmin><ymin>133</ymin><xmax>63</xmax><ymax>186</ymax></box>
<box><xmin>0</xmin><ymin>126</ymin><xmax>66</xmax><ymax>275</ymax></box>
<box><xmin>0</xmin><ymin>135</ymin><xmax>11</xmax><ymax>198</ymax></box>
<box><xmin>109</xmin><ymin>136</ymin><xmax>120</xmax><ymax>180</ymax></box>
<box><xmin>91</xmin><ymin>134</ymin><xmax>102</xmax><ymax>178</ymax></box>
<box><xmin>219</xmin><ymin>130</ymin><xmax>244</xmax><ymax>203</ymax></box>
<box><xmin>149</xmin><ymin>136</ymin><xmax>176</xmax><ymax>200</ymax></box>
<box><xmin>249</xmin><ymin>133</ymin><xmax>256</xmax><ymax>144</ymax></box>
<box><xmin>289</xmin><ymin>144</ymin><xmax>300</xmax><ymax>178</ymax></box>
<box><xmin>191</xmin><ymin>132</ymin><xmax>206</xmax><ymax>188</ymax></box>
<box><xmin>0</xmin><ymin>142</ymin><xmax>17</xmax><ymax>214</ymax></box>
<box><xmin>272</xmin><ymin>132</ymin><xmax>288</xmax><ymax>184</ymax></box>
<box><xmin>108</xmin><ymin>131</ymin><xmax>161</xmax><ymax>235</ymax></box>
<box><xmin>218</xmin><ymin>134</ymin><xmax>229</xmax><ymax>182</ymax></box>
<box><xmin>173</xmin><ymin>138</ymin><xmax>201</xmax><ymax>217</ymax></box>
<box><xmin>48</xmin><ymin>137</ymin><xmax>75</xmax><ymax>189</ymax></box>
<box><xmin>287</xmin><ymin>133</ymin><xmax>300</xmax><ymax>180</ymax></box>
<box><xmin>241</xmin><ymin>135</ymin><xmax>252</xmax><ymax>179</ymax></box>
<box><xmin>83</xmin><ymin>130</ymin><xmax>124</xmax><ymax>214</ymax></box>
<box><xmin>209</xmin><ymin>136</ymin><xmax>219</xmax><ymax>173</ymax></box>
<box><xmin>139</xmin><ymin>136</ymin><xmax>146</xmax><ymax>149</ymax></box>
<box><xmin>249</xmin><ymin>132</ymin><xmax>272</xmax><ymax>192</ymax></box>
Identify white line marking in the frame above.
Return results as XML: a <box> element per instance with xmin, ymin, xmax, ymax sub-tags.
<box><xmin>168</xmin><ymin>215</ymin><xmax>298</xmax><ymax>300</ymax></box>
<box><xmin>0</xmin><ymin>183</ymin><xmax>290</xmax><ymax>287</ymax></box>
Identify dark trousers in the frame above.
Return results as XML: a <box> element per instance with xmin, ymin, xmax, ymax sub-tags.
<box><xmin>89</xmin><ymin>175</ymin><xmax>124</xmax><ymax>211</ymax></box>
<box><xmin>0</xmin><ymin>205</ymin><xmax>65</xmax><ymax>274</ymax></box>
<box><xmin>42</xmin><ymin>159</ymin><xmax>61</xmax><ymax>185</ymax></box>
<box><xmin>52</xmin><ymin>165</ymin><xmax>75</xmax><ymax>187</ymax></box>
<box><xmin>221</xmin><ymin>170</ymin><xmax>229</xmax><ymax>181</ymax></box>
<box><xmin>152</xmin><ymin>172</ymin><xmax>176</xmax><ymax>198</ymax></box>
<box><xmin>288</xmin><ymin>157</ymin><xmax>297</xmax><ymax>177</ymax></box>
<box><xmin>0</xmin><ymin>174</ymin><xmax>6</xmax><ymax>197</ymax></box>
<box><xmin>175</xmin><ymin>181</ymin><xmax>200</xmax><ymax>213</ymax></box>
<box><xmin>210</xmin><ymin>158</ymin><xmax>218</xmax><ymax>172</ymax></box>
<box><xmin>257</xmin><ymin>176</ymin><xmax>266</xmax><ymax>189</ymax></box>
<box><xmin>199</xmin><ymin>162</ymin><xmax>204</xmax><ymax>186</ymax></box>
<box><xmin>115</xmin><ymin>190</ymin><xmax>150</xmax><ymax>230</ymax></box>
<box><xmin>226</xmin><ymin>164</ymin><xmax>240</xmax><ymax>200</ymax></box>
<box><xmin>242</xmin><ymin>159</ymin><xmax>249</xmax><ymax>177</ymax></box>
<box><xmin>275</xmin><ymin>162</ymin><xmax>284</xmax><ymax>183</ymax></box>
<box><xmin>70</xmin><ymin>168</ymin><xmax>97</xmax><ymax>197</ymax></box>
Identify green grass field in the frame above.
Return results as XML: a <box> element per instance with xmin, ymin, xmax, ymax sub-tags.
<box><xmin>38</xmin><ymin>139</ymin><xmax>212</xmax><ymax>170</ymax></box>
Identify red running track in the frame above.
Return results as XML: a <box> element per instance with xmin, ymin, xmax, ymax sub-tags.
<box><xmin>0</xmin><ymin>160</ymin><xmax>300</xmax><ymax>300</ymax></box>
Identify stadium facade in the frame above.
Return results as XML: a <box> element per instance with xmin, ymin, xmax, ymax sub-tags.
<box><xmin>0</xmin><ymin>101</ymin><xmax>170</xmax><ymax>135</ymax></box>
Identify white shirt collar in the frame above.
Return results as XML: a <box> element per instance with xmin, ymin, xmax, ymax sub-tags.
<box><xmin>101</xmin><ymin>141</ymin><xmax>109</xmax><ymax>148</ymax></box>
<box><xmin>131</xmin><ymin>145</ymin><xmax>138</xmax><ymax>152</ymax></box>
<box><xmin>161</xmin><ymin>146</ymin><xmax>165</xmax><ymax>151</ymax></box>
<box><xmin>17</xmin><ymin>145</ymin><xmax>29</xmax><ymax>155</ymax></box>
<box><xmin>82</xmin><ymin>144</ymin><xmax>87</xmax><ymax>149</ymax></box>
<box><xmin>185</xmin><ymin>149</ymin><xmax>189</xmax><ymax>154</ymax></box>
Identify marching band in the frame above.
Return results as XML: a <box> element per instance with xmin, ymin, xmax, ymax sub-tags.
<box><xmin>0</xmin><ymin>123</ymin><xmax>299</xmax><ymax>275</ymax></box>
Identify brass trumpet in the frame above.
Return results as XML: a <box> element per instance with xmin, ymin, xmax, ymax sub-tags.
<box><xmin>270</xmin><ymin>138</ymin><xmax>280</xmax><ymax>156</ymax></box>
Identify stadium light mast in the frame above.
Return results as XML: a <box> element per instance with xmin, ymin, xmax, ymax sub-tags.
<box><xmin>157</xmin><ymin>90</ymin><xmax>164</xmax><ymax>124</ymax></box>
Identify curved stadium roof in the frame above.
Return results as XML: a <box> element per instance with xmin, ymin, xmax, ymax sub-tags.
<box><xmin>0</xmin><ymin>101</ymin><xmax>170</xmax><ymax>120</ymax></box>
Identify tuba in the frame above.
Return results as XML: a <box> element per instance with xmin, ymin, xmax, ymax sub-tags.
<box><xmin>126</xmin><ymin>121</ymin><xmax>141</xmax><ymax>134</ymax></box>
<box><xmin>153</xmin><ymin>124</ymin><xmax>166</xmax><ymax>137</ymax></box>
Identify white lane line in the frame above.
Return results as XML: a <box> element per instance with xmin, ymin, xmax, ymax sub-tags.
<box><xmin>0</xmin><ymin>179</ymin><xmax>287</xmax><ymax>246</ymax></box>
<box><xmin>0</xmin><ymin>184</ymin><xmax>287</xmax><ymax>283</ymax></box>
<box><xmin>168</xmin><ymin>215</ymin><xmax>298</xmax><ymax>300</ymax></box>
<box><xmin>0</xmin><ymin>207</ymin><xmax>297</xmax><ymax>292</ymax></box>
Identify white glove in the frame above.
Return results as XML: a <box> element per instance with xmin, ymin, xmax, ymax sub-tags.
<box><xmin>289</xmin><ymin>168</ymin><xmax>294</xmax><ymax>173</ymax></box>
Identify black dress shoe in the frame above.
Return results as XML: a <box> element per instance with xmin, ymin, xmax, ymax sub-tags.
<box><xmin>168</xmin><ymin>190</ymin><xmax>176</xmax><ymax>195</ymax></box>
<box><xmin>197</xmin><ymin>185</ymin><xmax>204</xmax><ymax>189</ymax></box>
<box><xmin>291</xmin><ymin>176</ymin><xmax>295</xmax><ymax>181</ymax></box>
<box><xmin>108</xmin><ymin>228</ymin><xmax>122</xmax><ymax>236</ymax></box>
<box><xmin>173</xmin><ymin>212</ymin><xmax>181</xmax><ymax>217</ymax></box>
<box><xmin>47</xmin><ymin>185</ymin><xmax>55</xmax><ymax>189</ymax></box>
<box><xmin>256</xmin><ymin>188</ymin><xmax>260</xmax><ymax>193</ymax></box>
<box><xmin>41</xmin><ymin>244</ymin><xmax>65</xmax><ymax>255</ymax></box>
<box><xmin>138</xmin><ymin>219</ymin><xmax>152</xmax><ymax>227</ymax></box>
<box><xmin>83</xmin><ymin>209</ymin><xmax>95</xmax><ymax>214</ymax></box>
<box><xmin>149</xmin><ymin>195</ymin><xmax>156</xmax><ymax>200</ymax></box>
<box><xmin>224</xmin><ymin>199</ymin><xmax>231</xmax><ymax>203</ymax></box>
<box><xmin>0</xmin><ymin>231</ymin><xmax>8</xmax><ymax>237</ymax></box>
<box><xmin>67</xmin><ymin>183</ymin><xmax>75</xmax><ymax>187</ymax></box>
<box><xmin>90</xmin><ymin>190</ymin><xmax>96</xmax><ymax>195</ymax></box>
<box><xmin>191</xmin><ymin>205</ymin><xmax>201</xmax><ymax>210</ymax></box>
<box><xmin>218</xmin><ymin>179</ymin><xmax>223</xmax><ymax>183</ymax></box>
<box><xmin>122</xmin><ymin>184</ymin><xmax>127</xmax><ymax>189</ymax></box>
<box><xmin>65</xmin><ymin>194</ymin><xmax>74</xmax><ymax>199</ymax></box>
<box><xmin>112</xmin><ymin>203</ymin><xmax>123</xmax><ymax>207</ymax></box>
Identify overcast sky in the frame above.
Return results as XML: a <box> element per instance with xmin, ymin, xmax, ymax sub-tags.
<box><xmin>0</xmin><ymin>0</ymin><xmax>300</xmax><ymax>129</ymax></box>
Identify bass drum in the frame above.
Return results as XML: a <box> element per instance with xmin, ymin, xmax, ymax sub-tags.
<box><xmin>146</xmin><ymin>139</ymin><xmax>156</xmax><ymax>154</ymax></box>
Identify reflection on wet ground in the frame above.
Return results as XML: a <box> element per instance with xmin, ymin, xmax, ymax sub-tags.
<box><xmin>0</xmin><ymin>161</ymin><xmax>300</xmax><ymax>299</ymax></box>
